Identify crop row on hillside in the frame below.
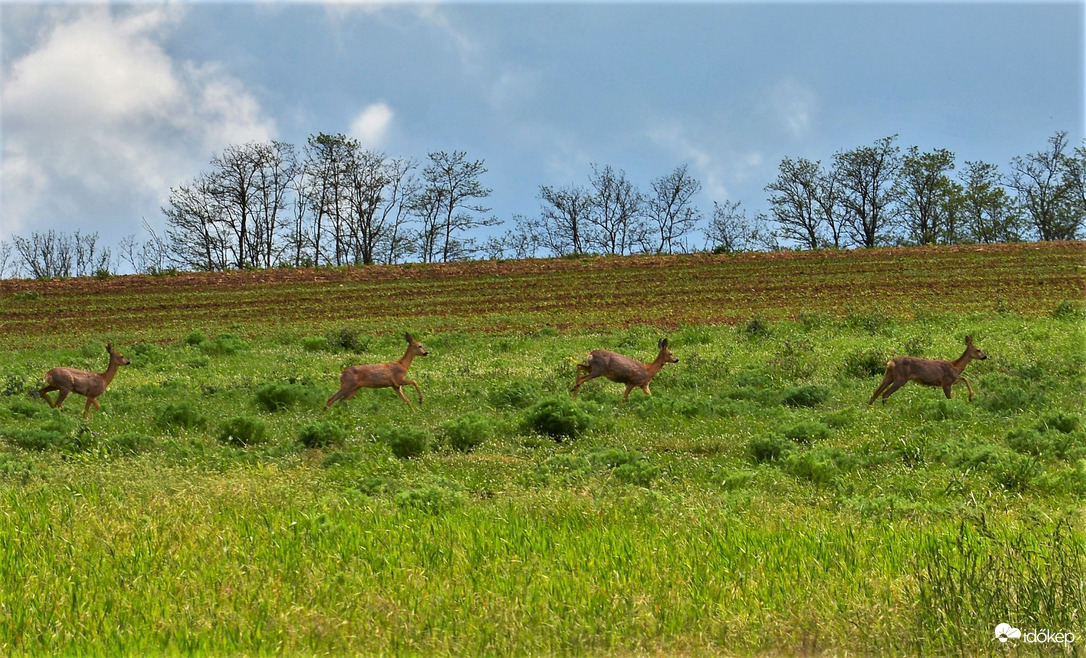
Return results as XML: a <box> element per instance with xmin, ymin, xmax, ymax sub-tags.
<box><xmin>0</xmin><ymin>242</ymin><xmax>1082</xmax><ymax>347</ymax></box>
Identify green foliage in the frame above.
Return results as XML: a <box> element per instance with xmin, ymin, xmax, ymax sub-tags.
<box><xmin>1038</xmin><ymin>412</ymin><xmax>1081</xmax><ymax>435</ymax></box>
<box><xmin>374</xmin><ymin>425</ymin><xmax>431</xmax><ymax>459</ymax></box>
<box><xmin>394</xmin><ymin>479</ymin><xmax>464</xmax><ymax>513</ymax></box>
<box><xmin>217</xmin><ymin>416</ymin><xmax>269</xmax><ymax>447</ymax></box>
<box><xmin>782</xmin><ymin>421</ymin><xmax>831</xmax><ymax>444</ymax></box>
<box><xmin>1051</xmin><ymin>299</ymin><xmax>1085</xmax><ymax>320</ymax></box>
<box><xmin>977</xmin><ymin>374</ymin><xmax>1046</xmax><ymax>413</ymax></box>
<box><xmin>588</xmin><ymin>448</ymin><xmax>660</xmax><ymax>486</ymax></box>
<box><xmin>254</xmin><ymin>382</ymin><xmax>312</xmax><ymax>412</ymax></box>
<box><xmin>740</xmin><ymin>316</ymin><xmax>771</xmax><ymax>339</ymax></box>
<box><xmin>442</xmin><ymin>413</ymin><xmax>492</xmax><ymax>453</ymax></box>
<box><xmin>154</xmin><ymin>402</ymin><xmax>208</xmax><ymax>431</ymax></box>
<box><xmin>782</xmin><ymin>384</ymin><xmax>830</xmax><ymax>408</ymax></box>
<box><xmin>784</xmin><ymin>446</ymin><xmax>856</xmax><ymax>484</ymax></box>
<box><xmin>300</xmin><ymin>336</ymin><xmax>332</xmax><ymax>352</ymax></box>
<box><xmin>201</xmin><ymin>333</ymin><xmax>248</xmax><ymax>356</ymax></box>
<box><xmin>747</xmin><ymin>434</ymin><xmax>794</xmax><ymax>464</ymax></box>
<box><xmin>185</xmin><ymin>330</ymin><xmax>208</xmax><ymax>346</ymax></box>
<box><xmin>843</xmin><ymin>349</ymin><xmax>886</xmax><ymax>378</ymax></box>
<box><xmin>4</xmin><ymin>418</ymin><xmax>83</xmax><ymax>453</ymax></box>
<box><xmin>105</xmin><ymin>432</ymin><xmax>154</xmax><ymax>455</ymax></box>
<box><xmin>524</xmin><ymin>396</ymin><xmax>592</xmax><ymax>441</ymax></box>
<box><xmin>325</xmin><ymin>328</ymin><xmax>369</xmax><ymax>352</ymax></box>
<box><xmin>488</xmin><ymin>379</ymin><xmax>542</xmax><ymax>409</ymax></box>
<box><xmin>298</xmin><ymin>422</ymin><xmax>347</xmax><ymax>450</ymax></box>
<box><xmin>1006</xmin><ymin>427</ymin><xmax>1050</xmax><ymax>457</ymax></box>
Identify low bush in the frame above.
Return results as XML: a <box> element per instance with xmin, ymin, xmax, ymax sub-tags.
<box><xmin>375</xmin><ymin>426</ymin><xmax>431</xmax><ymax>459</ymax></box>
<box><xmin>154</xmin><ymin>402</ymin><xmax>208</xmax><ymax>431</ymax></box>
<box><xmin>783</xmin><ymin>421</ymin><xmax>831</xmax><ymax>444</ymax></box>
<box><xmin>748</xmin><ymin>434</ymin><xmax>794</xmax><ymax>464</ymax></box>
<box><xmin>784</xmin><ymin>446</ymin><xmax>856</xmax><ymax>484</ymax></box>
<box><xmin>989</xmin><ymin>452</ymin><xmax>1041</xmax><ymax>491</ymax></box>
<box><xmin>254</xmin><ymin>382</ymin><xmax>311</xmax><ymax>412</ymax></box>
<box><xmin>1006</xmin><ymin>428</ymin><xmax>1050</xmax><ymax>457</ymax></box>
<box><xmin>524</xmin><ymin>396</ymin><xmax>592</xmax><ymax>441</ymax></box>
<box><xmin>782</xmin><ymin>384</ymin><xmax>830</xmax><ymax>408</ymax></box>
<box><xmin>394</xmin><ymin>480</ymin><xmax>464</xmax><ymax>514</ymax></box>
<box><xmin>300</xmin><ymin>336</ymin><xmax>332</xmax><ymax>352</ymax></box>
<box><xmin>442</xmin><ymin>413</ymin><xmax>492</xmax><ymax>453</ymax></box>
<box><xmin>218</xmin><ymin>416</ymin><xmax>269</xmax><ymax>447</ymax></box>
<box><xmin>1038</xmin><ymin>412</ymin><xmax>1081</xmax><ymax>435</ymax></box>
<box><xmin>298</xmin><ymin>422</ymin><xmax>347</xmax><ymax>450</ymax></box>
<box><xmin>489</xmin><ymin>379</ymin><xmax>542</xmax><ymax>409</ymax></box>
<box><xmin>201</xmin><ymin>333</ymin><xmax>248</xmax><ymax>356</ymax></box>
<box><xmin>106</xmin><ymin>432</ymin><xmax>154</xmax><ymax>456</ymax></box>
<box><xmin>325</xmin><ymin>328</ymin><xmax>369</xmax><ymax>352</ymax></box>
<box><xmin>844</xmin><ymin>349</ymin><xmax>887</xmax><ymax>378</ymax></box>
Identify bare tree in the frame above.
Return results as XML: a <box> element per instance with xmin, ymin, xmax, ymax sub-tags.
<box><xmin>765</xmin><ymin>157</ymin><xmax>826</xmax><ymax>250</ymax></box>
<box><xmin>73</xmin><ymin>230</ymin><xmax>111</xmax><ymax>276</ymax></box>
<box><xmin>119</xmin><ymin>219</ymin><xmax>170</xmax><ymax>274</ymax></box>
<box><xmin>897</xmin><ymin>146</ymin><xmax>957</xmax><ymax>245</ymax></box>
<box><xmin>537</xmin><ymin>183</ymin><xmax>594</xmax><ymax>256</ymax></box>
<box><xmin>304</xmin><ymin>133</ymin><xmax>354</xmax><ymax>266</ymax></box>
<box><xmin>0</xmin><ymin>240</ymin><xmax>12</xmax><ymax>278</ymax></box>
<box><xmin>413</xmin><ymin>151</ymin><xmax>495</xmax><ymax>262</ymax></box>
<box><xmin>834</xmin><ymin>135</ymin><xmax>902</xmax><ymax>248</ymax></box>
<box><xmin>647</xmin><ymin>165</ymin><xmax>702</xmax><ymax>253</ymax></box>
<box><xmin>249</xmin><ymin>140</ymin><xmax>297</xmax><ymax>268</ymax></box>
<box><xmin>163</xmin><ymin>172</ymin><xmax>230</xmax><ymax>271</ymax></box>
<box><xmin>1066</xmin><ymin>141</ymin><xmax>1086</xmax><ymax>227</ymax></box>
<box><xmin>12</xmin><ymin>230</ymin><xmax>74</xmax><ymax>278</ymax></box>
<box><xmin>1007</xmin><ymin>131</ymin><xmax>1081</xmax><ymax>240</ymax></box>
<box><xmin>704</xmin><ymin>200</ymin><xmax>754</xmax><ymax>253</ymax></box>
<box><xmin>586</xmin><ymin>164</ymin><xmax>645</xmax><ymax>255</ymax></box>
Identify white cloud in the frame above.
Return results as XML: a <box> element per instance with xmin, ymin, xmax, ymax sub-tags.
<box><xmin>349</xmin><ymin>102</ymin><xmax>395</xmax><ymax>148</ymax></box>
<box><xmin>0</xmin><ymin>6</ymin><xmax>275</xmax><ymax>241</ymax></box>
<box><xmin>647</xmin><ymin>119</ymin><xmax>733</xmax><ymax>202</ymax></box>
<box><xmin>765</xmin><ymin>78</ymin><xmax>818</xmax><ymax>138</ymax></box>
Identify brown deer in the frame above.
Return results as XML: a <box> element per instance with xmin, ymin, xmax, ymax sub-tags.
<box><xmin>39</xmin><ymin>343</ymin><xmax>131</xmax><ymax>417</ymax></box>
<box><xmin>323</xmin><ymin>333</ymin><xmax>429</xmax><ymax>411</ymax></box>
<box><xmin>571</xmin><ymin>338</ymin><xmax>678</xmax><ymax>402</ymax></box>
<box><xmin>868</xmin><ymin>335</ymin><xmax>987</xmax><ymax>405</ymax></box>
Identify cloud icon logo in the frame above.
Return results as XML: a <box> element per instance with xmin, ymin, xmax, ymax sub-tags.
<box><xmin>995</xmin><ymin>623</ymin><xmax>1022</xmax><ymax>643</ymax></box>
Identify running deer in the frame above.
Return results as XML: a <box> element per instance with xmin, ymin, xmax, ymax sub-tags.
<box><xmin>868</xmin><ymin>335</ymin><xmax>987</xmax><ymax>405</ymax></box>
<box><xmin>571</xmin><ymin>338</ymin><xmax>679</xmax><ymax>402</ymax></box>
<box><xmin>39</xmin><ymin>343</ymin><xmax>131</xmax><ymax>417</ymax></box>
<box><xmin>323</xmin><ymin>333</ymin><xmax>429</xmax><ymax>411</ymax></box>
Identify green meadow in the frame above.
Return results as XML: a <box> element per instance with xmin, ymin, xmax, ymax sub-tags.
<box><xmin>0</xmin><ymin>244</ymin><xmax>1083</xmax><ymax>656</ymax></box>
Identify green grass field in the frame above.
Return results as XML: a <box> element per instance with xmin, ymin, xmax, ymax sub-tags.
<box><xmin>0</xmin><ymin>243</ymin><xmax>1083</xmax><ymax>655</ymax></box>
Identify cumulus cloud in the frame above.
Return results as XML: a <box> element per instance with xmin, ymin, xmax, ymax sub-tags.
<box><xmin>349</xmin><ymin>102</ymin><xmax>394</xmax><ymax>147</ymax></box>
<box><xmin>0</xmin><ymin>6</ymin><xmax>275</xmax><ymax>240</ymax></box>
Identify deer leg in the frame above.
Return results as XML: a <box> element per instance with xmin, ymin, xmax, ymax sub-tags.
<box><xmin>571</xmin><ymin>373</ymin><xmax>597</xmax><ymax>398</ymax></box>
<box><xmin>403</xmin><ymin>379</ymin><xmax>424</xmax><ymax>405</ymax></box>
<box><xmin>957</xmin><ymin>376</ymin><xmax>974</xmax><ymax>402</ymax></box>
<box><xmin>39</xmin><ymin>385</ymin><xmax>59</xmax><ymax>407</ymax></box>
<box><xmin>53</xmin><ymin>389</ymin><xmax>70</xmax><ymax>409</ymax></box>
<box><xmin>880</xmin><ymin>380</ymin><xmax>907</xmax><ymax>403</ymax></box>
<box><xmin>622</xmin><ymin>384</ymin><xmax>637</xmax><ymax>402</ymax></box>
<box><xmin>323</xmin><ymin>386</ymin><xmax>353</xmax><ymax>411</ymax></box>
<box><xmin>641</xmin><ymin>384</ymin><xmax>652</xmax><ymax>397</ymax></box>
<box><xmin>83</xmin><ymin>397</ymin><xmax>99</xmax><ymax>418</ymax></box>
<box><xmin>868</xmin><ymin>368</ymin><xmax>894</xmax><ymax>405</ymax></box>
<box><xmin>393</xmin><ymin>386</ymin><xmax>414</xmax><ymax>409</ymax></box>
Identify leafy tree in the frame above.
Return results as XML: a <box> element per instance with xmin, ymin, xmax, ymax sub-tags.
<box><xmin>834</xmin><ymin>135</ymin><xmax>902</xmax><ymax>247</ymax></box>
<box><xmin>1007</xmin><ymin>131</ymin><xmax>1080</xmax><ymax>241</ymax></box>
<box><xmin>704</xmin><ymin>200</ymin><xmax>754</xmax><ymax>253</ymax></box>
<box><xmin>957</xmin><ymin>160</ymin><xmax>1024</xmax><ymax>244</ymax></box>
<box><xmin>897</xmin><ymin>146</ymin><xmax>956</xmax><ymax>245</ymax></box>
<box><xmin>647</xmin><ymin>165</ymin><xmax>702</xmax><ymax>253</ymax></box>
<box><xmin>765</xmin><ymin>157</ymin><xmax>827</xmax><ymax>250</ymax></box>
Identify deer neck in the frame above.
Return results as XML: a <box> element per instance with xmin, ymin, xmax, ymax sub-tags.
<box><xmin>398</xmin><ymin>349</ymin><xmax>416</xmax><ymax>371</ymax></box>
<box><xmin>950</xmin><ymin>348</ymin><xmax>974</xmax><ymax>374</ymax></box>
<box><xmin>646</xmin><ymin>352</ymin><xmax>669</xmax><ymax>376</ymax></box>
<box><xmin>100</xmin><ymin>360</ymin><xmax>121</xmax><ymax>386</ymax></box>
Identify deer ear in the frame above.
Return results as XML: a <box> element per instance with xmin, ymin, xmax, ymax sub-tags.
<box><xmin>404</xmin><ymin>332</ymin><xmax>413</xmax><ymax>343</ymax></box>
<box><xmin>965</xmin><ymin>335</ymin><xmax>973</xmax><ymax>345</ymax></box>
<box><xmin>105</xmin><ymin>342</ymin><xmax>113</xmax><ymax>353</ymax></box>
<box><xmin>658</xmin><ymin>338</ymin><xmax>668</xmax><ymax>350</ymax></box>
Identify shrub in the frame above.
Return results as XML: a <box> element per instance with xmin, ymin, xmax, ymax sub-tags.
<box><xmin>185</xmin><ymin>330</ymin><xmax>208</xmax><ymax>346</ymax></box>
<box><xmin>218</xmin><ymin>416</ymin><xmax>269</xmax><ymax>447</ymax></box>
<box><xmin>394</xmin><ymin>481</ymin><xmax>463</xmax><ymax>514</ymax></box>
<box><xmin>844</xmin><ymin>350</ymin><xmax>887</xmax><ymax>378</ymax></box>
<box><xmin>375</xmin><ymin>426</ymin><xmax>431</xmax><ymax>459</ymax></box>
<box><xmin>782</xmin><ymin>384</ymin><xmax>830</xmax><ymax>408</ymax></box>
<box><xmin>1006</xmin><ymin>428</ymin><xmax>1050</xmax><ymax>457</ymax></box>
<box><xmin>4</xmin><ymin>419</ymin><xmax>82</xmax><ymax>453</ymax></box>
<box><xmin>300</xmin><ymin>336</ymin><xmax>331</xmax><ymax>352</ymax></box>
<box><xmin>747</xmin><ymin>434</ymin><xmax>794</xmax><ymax>464</ymax></box>
<box><xmin>254</xmin><ymin>382</ymin><xmax>310</xmax><ymax>412</ymax></box>
<box><xmin>1052</xmin><ymin>299</ymin><xmax>1085</xmax><ymax>320</ymax></box>
<box><xmin>201</xmin><ymin>333</ymin><xmax>248</xmax><ymax>356</ymax></box>
<box><xmin>1038</xmin><ymin>412</ymin><xmax>1081</xmax><ymax>435</ymax></box>
<box><xmin>154</xmin><ymin>402</ymin><xmax>208</xmax><ymax>431</ymax></box>
<box><xmin>298</xmin><ymin>422</ymin><xmax>347</xmax><ymax>450</ymax></box>
<box><xmin>106</xmin><ymin>432</ymin><xmax>154</xmax><ymax>455</ymax></box>
<box><xmin>9</xmin><ymin>399</ymin><xmax>45</xmax><ymax>418</ymax></box>
<box><xmin>489</xmin><ymin>380</ymin><xmax>542</xmax><ymax>409</ymax></box>
<box><xmin>978</xmin><ymin>377</ymin><xmax>1045</xmax><ymax>414</ymax></box>
<box><xmin>916</xmin><ymin>399</ymin><xmax>969</xmax><ymax>421</ymax></box>
<box><xmin>524</xmin><ymin>396</ymin><xmax>592</xmax><ymax>441</ymax></box>
<box><xmin>783</xmin><ymin>421</ymin><xmax>831</xmax><ymax>444</ymax></box>
<box><xmin>989</xmin><ymin>452</ymin><xmax>1041</xmax><ymax>491</ymax></box>
<box><xmin>588</xmin><ymin>448</ymin><xmax>659</xmax><ymax>486</ymax></box>
<box><xmin>442</xmin><ymin>413</ymin><xmax>492</xmax><ymax>453</ymax></box>
<box><xmin>784</xmin><ymin>446</ymin><xmax>856</xmax><ymax>484</ymax></box>
<box><xmin>740</xmin><ymin>316</ymin><xmax>771</xmax><ymax>339</ymax></box>
<box><xmin>325</xmin><ymin>328</ymin><xmax>368</xmax><ymax>352</ymax></box>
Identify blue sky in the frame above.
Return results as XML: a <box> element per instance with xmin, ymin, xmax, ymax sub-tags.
<box><xmin>1</xmin><ymin>1</ymin><xmax>1082</xmax><ymax>265</ymax></box>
